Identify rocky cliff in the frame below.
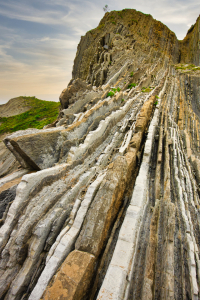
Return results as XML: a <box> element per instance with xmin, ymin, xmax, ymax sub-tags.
<box><xmin>0</xmin><ymin>9</ymin><xmax>200</xmax><ymax>300</ymax></box>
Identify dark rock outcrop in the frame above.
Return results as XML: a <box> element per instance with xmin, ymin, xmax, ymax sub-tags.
<box><xmin>59</xmin><ymin>78</ymin><xmax>90</xmax><ymax>109</ymax></box>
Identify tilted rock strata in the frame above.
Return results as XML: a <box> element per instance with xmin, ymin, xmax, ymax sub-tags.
<box><xmin>0</xmin><ymin>8</ymin><xmax>200</xmax><ymax>300</ymax></box>
<box><xmin>42</xmin><ymin>250</ymin><xmax>95</xmax><ymax>300</ymax></box>
<box><xmin>71</xmin><ymin>10</ymin><xmax>179</xmax><ymax>87</ymax></box>
<box><xmin>179</xmin><ymin>17</ymin><xmax>200</xmax><ymax>65</ymax></box>
<box><xmin>0</xmin><ymin>135</ymin><xmax>20</xmax><ymax>178</ymax></box>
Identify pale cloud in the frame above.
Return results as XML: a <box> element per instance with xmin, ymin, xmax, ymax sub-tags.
<box><xmin>0</xmin><ymin>2</ymin><xmax>66</xmax><ymax>25</ymax></box>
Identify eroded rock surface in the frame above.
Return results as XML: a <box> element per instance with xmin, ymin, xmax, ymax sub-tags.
<box><xmin>0</xmin><ymin>8</ymin><xmax>200</xmax><ymax>300</ymax></box>
<box><xmin>0</xmin><ymin>135</ymin><xmax>21</xmax><ymax>178</ymax></box>
<box><xmin>42</xmin><ymin>250</ymin><xmax>95</xmax><ymax>300</ymax></box>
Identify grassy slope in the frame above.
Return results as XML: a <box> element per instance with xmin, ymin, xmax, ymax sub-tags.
<box><xmin>0</xmin><ymin>96</ymin><xmax>60</xmax><ymax>134</ymax></box>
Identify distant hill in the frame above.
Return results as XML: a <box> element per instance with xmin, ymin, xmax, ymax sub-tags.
<box><xmin>0</xmin><ymin>97</ymin><xmax>33</xmax><ymax>118</ymax></box>
<box><xmin>0</xmin><ymin>96</ymin><xmax>60</xmax><ymax>134</ymax></box>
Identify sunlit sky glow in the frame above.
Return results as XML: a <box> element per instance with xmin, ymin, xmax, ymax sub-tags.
<box><xmin>0</xmin><ymin>0</ymin><xmax>199</xmax><ymax>104</ymax></box>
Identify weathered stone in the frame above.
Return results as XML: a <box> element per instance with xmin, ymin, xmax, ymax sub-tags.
<box><xmin>4</xmin><ymin>92</ymin><xmax>126</xmax><ymax>170</ymax></box>
<box><xmin>141</xmin><ymin>200</ymin><xmax>160</xmax><ymax>300</ymax></box>
<box><xmin>191</xmin><ymin>157</ymin><xmax>200</xmax><ymax>186</ymax></box>
<box><xmin>0</xmin><ymin>185</ymin><xmax>17</xmax><ymax>220</ymax></box>
<box><xmin>75</xmin><ymin>156</ymin><xmax>129</xmax><ymax>257</ymax></box>
<box><xmin>29</xmin><ymin>172</ymin><xmax>104</xmax><ymax>300</ymax></box>
<box><xmin>42</xmin><ymin>250</ymin><xmax>95</xmax><ymax>300</ymax></box>
<box><xmin>59</xmin><ymin>79</ymin><xmax>89</xmax><ymax>109</ymax></box>
<box><xmin>129</xmin><ymin>131</ymin><xmax>143</xmax><ymax>151</ymax></box>
<box><xmin>0</xmin><ymin>136</ymin><xmax>20</xmax><ymax>178</ymax></box>
<box><xmin>4</xmin><ymin>129</ymin><xmax>62</xmax><ymax>170</ymax></box>
<box><xmin>135</xmin><ymin>97</ymin><xmax>154</xmax><ymax>132</ymax></box>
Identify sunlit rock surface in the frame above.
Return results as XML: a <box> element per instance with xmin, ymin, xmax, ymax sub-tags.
<box><xmin>0</xmin><ymin>9</ymin><xmax>200</xmax><ymax>300</ymax></box>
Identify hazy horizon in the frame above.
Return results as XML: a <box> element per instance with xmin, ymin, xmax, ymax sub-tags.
<box><xmin>0</xmin><ymin>0</ymin><xmax>199</xmax><ymax>105</ymax></box>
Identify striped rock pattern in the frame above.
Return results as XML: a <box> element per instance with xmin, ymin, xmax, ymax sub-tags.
<box><xmin>0</xmin><ymin>9</ymin><xmax>200</xmax><ymax>300</ymax></box>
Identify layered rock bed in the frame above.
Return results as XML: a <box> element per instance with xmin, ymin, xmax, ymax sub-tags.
<box><xmin>0</xmin><ymin>9</ymin><xmax>200</xmax><ymax>300</ymax></box>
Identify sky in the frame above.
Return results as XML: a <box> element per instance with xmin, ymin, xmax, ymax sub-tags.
<box><xmin>0</xmin><ymin>0</ymin><xmax>199</xmax><ymax>104</ymax></box>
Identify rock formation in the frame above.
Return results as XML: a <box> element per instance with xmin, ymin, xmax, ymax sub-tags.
<box><xmin>0</xmin><ymin>8</ymin><xmax>200</xmax><ymax>300</ymax></box>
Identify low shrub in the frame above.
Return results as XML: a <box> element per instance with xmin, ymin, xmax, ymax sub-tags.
<box><xmin>142</xmin><ymin>87</ymin><xmax>151</xmax><ymax>93</ymax></box>
<box><xmin>107</xmin><ymin>91</ymin><xmax>115</xmax><ymax>97</ymax></box>
<box><xmin>107</xmin><ymin>87</ymin><xmax>121</xmax><ymax>97</ymax></box>
<box><xmin>128</xmin><ymin>83</ymin><xmax>137</xmax><ymax>89</ymax></box>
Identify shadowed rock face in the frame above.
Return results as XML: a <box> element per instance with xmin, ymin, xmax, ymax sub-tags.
<box><xmin>0</xmin><ymin>8</ymin><xmax>200</xmax><ymax>300</ymax></box>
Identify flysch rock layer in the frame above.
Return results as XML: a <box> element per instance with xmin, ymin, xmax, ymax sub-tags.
<box><xmin>0</xmin><ymin>8</ymin><xmax>200</xmax><ymax>300</ymax></box>
<box><xmin>0</xmin><ymin>134</ymin><xmax>21</xmax><ymax>178</ymax></box>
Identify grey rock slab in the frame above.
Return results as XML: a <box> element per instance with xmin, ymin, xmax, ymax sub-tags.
<box><xmin>4</xmin><ymin>94</ymin><xmax>122</xmax><ymax>170</ymax></box>
<box><xmin>0</xmin><ymin>169</ymin><xmax>29</xmax><ymax>188</ymax></box>
<box><xmin>0</xmin><ymin>167</ymin><xmax>96</xmax><ymax>299</ymax></box>
<box><xmin>29</xmin><ymin>171</ymin><xmax>105</xmax><ymax>300</ymax></box>
<box><xmin>5</xmin><ymin>208</ymin><xmax>63</xmax><ymax>300</ymax></box>
<box><xmin>0</xmin><ymin>163</ymin><xmax>68</xmax><ymax>251</ymax></box>
<box><xmin>0</xmin><ymin>185</ymin><xmax>17</xmax><ymax>220</ymax></box>
<box><xmin>97</xmin><ymin>74</ymin><xmax>167</xmax><ymax>300</ymax></box>
<box><xmin>67</xmin><ymin>96</ymin><xmax>138</xmax><ymax>163</ymax></box>
<box><xmin>4</xmin><ymin>128</ymin><xmax>63</xmax><ymax>170</ymax></box>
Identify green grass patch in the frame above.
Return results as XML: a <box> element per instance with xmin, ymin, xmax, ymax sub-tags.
<box><xmin>0</xmin><ymin>96</ymin><xmax>60</xmax><ymax>134</ymax></box>
<box><xmin>142</xmin><ymin>87</ymin><xmax>152</xmax><ymax>93</ymax></box>
<box><xmin>107</xmin><ymin>87</ymin><xmax>121</xmax><ymax>97</ymax></box>
<box><xmin>192</xmin><ymin>67</ymin><xmax>200</xmax><ymax>71</ymax></box>
<box><xmin>174</xmin><ymin>64</ymin><xmax>200</xmax><ymax>72</ymax></box>
<box><xmin>155</xmin><ymin>95</ymin><xmax>159</xmax><ymax>99</ymax></box>
<box><xmin>107</xmin><ymin>91</ymin><xmax>115</xmax><ymax>97</ymax></box>
<box><xmin>111</xmin><ymin>87</ymin><xmax>121</xmax><ymax>92</ymax></box>
<box><xmin>128</xmin><ymin>83</ymin><xmax>137</xmax><ymax>89</ymax></box>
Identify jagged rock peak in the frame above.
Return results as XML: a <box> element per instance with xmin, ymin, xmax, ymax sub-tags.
<box><xmin>71</xmin><ymin>9</ymin><xmax>199</xmax><ymax>85</ymax></box>
<box><xmin>72</xmin><ymin>9</ymin><xmax>179</xmax><ymax>86</ymax></box>
<box><xmin>59</xmin><ymin>10</ymin><xmax>199</xmax><ymax>109</ymax></box>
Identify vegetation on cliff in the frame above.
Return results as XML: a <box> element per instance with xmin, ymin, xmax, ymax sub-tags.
<box><xmin>0</xmin><ymin>96</ymin><xmax>60</xmax><ymax>134</ymax></box>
